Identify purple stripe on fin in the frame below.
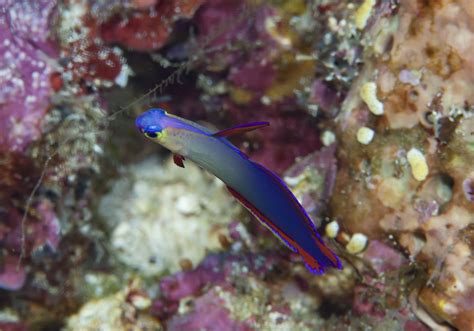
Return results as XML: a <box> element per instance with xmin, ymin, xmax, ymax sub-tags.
<box><xmin>250</xmin><ymin>161</ymin><xmax>319</xmax><ymax>234</ymax></box>
<box><xmin>250</xmin><ymin>161</ymin><xmax>342</xmax><ymax>269</ymax></box>
<box><xmin>226</xmin><ymin>185</ymin><xmax>328</xmax><ymax>274</ymax></box>
<box><xmin>212</xmin><ymin>122</ymin><xmax>269</xmax><ymax>138</ymax></box>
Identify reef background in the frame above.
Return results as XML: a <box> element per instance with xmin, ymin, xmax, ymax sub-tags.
<box><xmin>0</xmin><ymin>0</ymin><xmax>473</xmax><ymax>330</ymax></box>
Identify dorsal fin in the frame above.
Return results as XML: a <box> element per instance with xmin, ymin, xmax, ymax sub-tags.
<box><xmin>212</xmin><ymin>122</ymin><xmax>269</xmax><ymax>138</ymax></box>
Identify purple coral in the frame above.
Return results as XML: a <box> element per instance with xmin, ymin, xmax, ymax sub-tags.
<box><xmin>0</xmin><ymin>0</ymin><xmax>58</xmax><ymax>152</ymax></box>
<box><xmin>0</xmin><ymin>255</ymin><xmax>26</xmax><ymax>291</ymax></box>
<box><xmin>0</xmin><ymin>199</ymin><xmax>59</xmax><ymax>290</ymax></box>
<box><xmin>0</xmin><ymin>0</ymin><xmax>60</xmax><ymax>291</ymax></box>
<box><xmin>363</xmin><ymin>240</ymin><xmax>407</xmax><ymax>275</ymax></box>
<box><xmin>195</xmin><ymin>0</ymin><xmax>279</xmax><ymax>93</ymax></box>
<box><xmin>462</xmin><ymin>177</ymin><xmax>474</xmax><ymax>202</ymax></box>
<box><xmin>152</xmin><ymin>252</ymin><xmax>279</xmax><ymax>321</ymax></box>
<box><xmin>167</xmin><ymin>289</ymin><xmax>252</xmax><ymax>331</ymax></box>
<box><xmin>284</xmin><ymin>144</ymin><xmax>338</xmax><ymax>217</ymax></box>
<box><xmin>0</xmin><ymin>322</ymin><xmax>28</xmax><ymax>331</ymax></box>
<box><xmin>227</xmin><ymin>101</ymin><xmax>322</xmax><ymax>174</ymax></box>
<box><xmin>309</xmin><ymin>80</ymin><xmax>342</xmax><ymax>117</ymax></box>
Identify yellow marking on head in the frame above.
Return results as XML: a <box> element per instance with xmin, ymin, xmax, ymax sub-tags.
<box><xmin>144</xmin><ymin>129</ymin><xmax>167</xmax><ymax>141</ymax></box>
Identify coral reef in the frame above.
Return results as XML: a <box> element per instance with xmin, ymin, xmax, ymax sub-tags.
<box><xmin>331</xmin><ymin>0</ymin><xmax>474</xmax><ymax>329</ymax></box>
<box><xmin>65</xmin><ymin>279</ymin><xmax>161</xmax><ymax>331</ymax></box>
<box><xmin>1</xmin><ymin>0</ymin><xmax>473</xmax><ymax>330</ymax></box>
<box><xmin>99</xmin><ymin>156</ymin><xmax>238</xmax><ymax>275</ymax></box>
<box><xmin>153</xmin><ymin>251</ymin><xmax>328</xmax><ymax>330</ymax></box>
<box><xmin>283</xmin><ymin>145</ymin><xmax>338</xmax><ymax>221</ymax></box>
<box><xmin>100</xmin><ymin>0</ymin><xmax>205</xmax><ymax>52</ymax></box>
<box><xmin>0</xmin><ymin>0</ymin><xmax>57</xmax><ymax>152</ymax></box>
<box><xmin>0</xmin><ymin>0</ymin><xmax>61</xmax><ymax>293</ymax></box>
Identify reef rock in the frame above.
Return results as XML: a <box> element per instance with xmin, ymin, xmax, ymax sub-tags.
<box><xmin>331</xmin><ymin>0</ymin><xmax>474</xmax><ymax>329</ymax></box>
<box><xmin>99</xmin><ymin>156</ymin><xmax>238</xmax><ymax>275</ymax></box>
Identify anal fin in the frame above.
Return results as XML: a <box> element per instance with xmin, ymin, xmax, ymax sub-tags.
<box><xmin>226</xmin><ymin>185</ymin><xmax>332</xmax><ymax>275</ymax></box>
<box><xmin>226</xmin><ymin>185</ymin><xmax>296</xmax><ymax>253</ymax></box>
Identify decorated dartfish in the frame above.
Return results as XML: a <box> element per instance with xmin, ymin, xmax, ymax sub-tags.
<box><xmin>135</xmin><ymin>108</ymin><xmax>342</xmax><ymax>274</ymax></box>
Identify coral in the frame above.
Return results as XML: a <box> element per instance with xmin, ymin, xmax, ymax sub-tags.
<box><xmin>283</xmin><ymin>145</ymin><xmax>337</xmax><ymax>221</ymax></box>
<box><xmin>0</xmin><ymin>0</ymin><xmax>131</xmax><ymax>326</ymax></box>
<box><xmin>100</xmin><ymin>0</ymin><xmax>205</xmax><ymax>51</ymax></box>
<box><xmin>225</xmin><ymin>100</ymin><xmax>322</xmax><ymax>174</ymax></box>
<box><xmin>0</xmin><ymin>309</ymin><xmax>27</xmax><ymax>331</ymax></box>
<box><xmin>153</xmin><ymin>251</ymin><xmax>328</xmax><ymax>330</ymax></box>
<box><xmin>99</xmin><ymin>156</ymin><xmax>238</xmax><ymax>275</ymax></box>
<box><xmin>356</xmin><ymin>126</ymin><xmax>375</xmax><ymax>145</ymax></box>
<box><xmin>347</xmin><ymin>243</ymin><xmax>426</xmax><ymax>330</ymax></box>
<box><xmin>363</xmin><ymin>240</ymin><xmax>407</xmax><ymax>275</ymax></box>
<box><xmin>0</xmin><ymin>255</ymin><xmax>26</xmax><ymax>291</ymax></box>
<box><xmin>0</xmin><ymin>0</ymin><xmax>62</xmax><ymax>293</ymax></box>
<box><xmin>191</xmin><ymin>0</ymin><xmax>362</xmax><ymax>173</ymax></box>
<box><xmin>330</xmin><ymin>0</ymin><xmax>474</xmax><ymax>329</ymax></box>
<box><xmin>0</xmin><ymin>0</ymin><xmax>57</xmax><ymax>152</ymax></box>
<box><xmin>166</xmin><ymin>289</ymin><xmax>251</xmax><ymax>331</ymax></box>
<box><xmin>2</xmin><ymin>0</ymin><xmax>472</xmax><ymax>329</ymax></box>
<box><xmin>360</xmin><ymin>81</ymin><xmax>384</xmax><ymax>116</ymax></box>
<box><xmin>65</xmin><ymin>280</ymin><xmax>161</xmax><ymax>331</ymax></box>
<box><xmin>57</xmin><ymin>0</ymin><xmax>129</xmax><ymax>87</ymax></box>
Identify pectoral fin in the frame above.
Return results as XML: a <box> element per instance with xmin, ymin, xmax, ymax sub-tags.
<box><xmin>212</xmin><ymin>122</ymin><xmax>269</xmax><ymax>138</ymax></box>
<box><xmin>173</xmin><ymin>154</ymin><xmax>185</xmax><ymax>168</ymax></box>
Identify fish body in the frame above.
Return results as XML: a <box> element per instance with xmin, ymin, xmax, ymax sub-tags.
<box><xmin>135</xmin><ymin>108</ymin><xmax>342</xmax><ymax>274</ymax></box>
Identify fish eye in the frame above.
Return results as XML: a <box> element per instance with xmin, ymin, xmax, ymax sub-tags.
<box><xmin>145</xmin><ymin>132</ymin><xmax>158</xmax><ymax>138</ymax></box>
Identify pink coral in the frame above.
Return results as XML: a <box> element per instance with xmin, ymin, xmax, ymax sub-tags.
<box><xmin>100</xmin><ymin>0</ymin><xmax>205</xmax><ymax>51</ymax></box>
<box><xmin>0</xmin><ymin>0</ymin><xmax>57</xmax><ymax>152</ymax></box>
<box><xmin>195</xmin><ymin>0</ymin><xmax>253</xmax><ymax>50</ymax></box>
<box><xmin>58</xmin><ymin>2</ymin><xmax>126</xmax><ymax>87</ymax></box>
<box><xmin>462</xmin><ymin>177</ymin><xmax>474</xmax><ymax>202</ymax></box>
<box><xmin>0</xmin><ymin>199</ymin><xmax>60</xmax><ymax>291</ymax></box>
<box><xmin>0</xmin><ymin>0</ymin><xmax>61</xmax><ymax>292</ymax></box>
<box><xmin>152</xmin><ymin>252</ymin><xmax>280</xmax><ymax>321</ymax></box>
<box><xmin>226</xmin><ymin>101</ymin><xmax>322</xmax><ymax>174</ymax></box>
<box><xmin>363</xmin><ymin>240</ymin><xmax>407</xmax><ymax>275</ymax></box>
<box><xmin>0</xmin><ymin>323</ymin><xmax>28</xmax><ymax>331</ymax></box>
<box><xmin>0</xmin><ymin>255</ymin><xmax>26</xmax><ymax>291</ymax></box>
<box><xmin>158</xmin><ymin>253</ymin><xmax>278</xmax><ymax>301</ymax></box>
<box><xmin>167</xmin><ymin>289</ymin><xmax>252</xmax><ymax>331</ymax></box>
<box><xmin>284</xmin><ymin>145</ymin><xmax>338</xmax><ymax>218</ymax></box>
<box><xmin>309</xmin><ymin>80</ymin><xmax>342</xmax><ymax>117</ymax></box>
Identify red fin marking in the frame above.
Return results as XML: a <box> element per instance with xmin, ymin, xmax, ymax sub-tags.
<box><xmin>248</xmin><ymin>162</ymin><xmax>342</xmax><ymax>270</ymax></box>
<box><xmin>173</xmin><ymin>154</ymin><xmax>185</xmax><ymax>168</ymax></box>
<box><xmin>226</xmin><ymin>186</ymin><xmax>325</xmax><ymax>274</ymax></box>
<box><xmin>313</xmin><ymin>235</ymin><xmax>342</xmax><ymax>269</ymax></box>
<box><xmin>226</xmin><ymin>186</ymin><xmax>296</xmax><ymax>252</ymax></box>
<box><xmin>212</xmin><ymin>122</ymin><xmax>269</xmax><ymax>138</ymax></box>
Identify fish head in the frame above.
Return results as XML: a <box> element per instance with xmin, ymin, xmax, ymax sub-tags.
<box><xmin>136</xmin><ymin>108</ymin><xmax>191</xmax><ymax>153</ymax></box>
<box><xmin>135</xmin><ymin>108</ymin><xmax>168</xmax><ymax>141</ymax></box>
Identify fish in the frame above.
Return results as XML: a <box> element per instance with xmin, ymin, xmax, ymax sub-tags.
<box><xmin>135</xmin><ymin>108</ymin><xmax>342</xmax><ymax>274</ymax></box>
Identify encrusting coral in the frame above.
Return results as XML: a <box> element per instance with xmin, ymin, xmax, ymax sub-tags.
<box><xmin>99</xmin><ymin>156</ymin><xmax>238</xmax><ymax>275</ymax></box>
<box><xmin>331</xmin><ymin>0</ymin><xmax>474</xmax><ymax>329</ymax></box>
